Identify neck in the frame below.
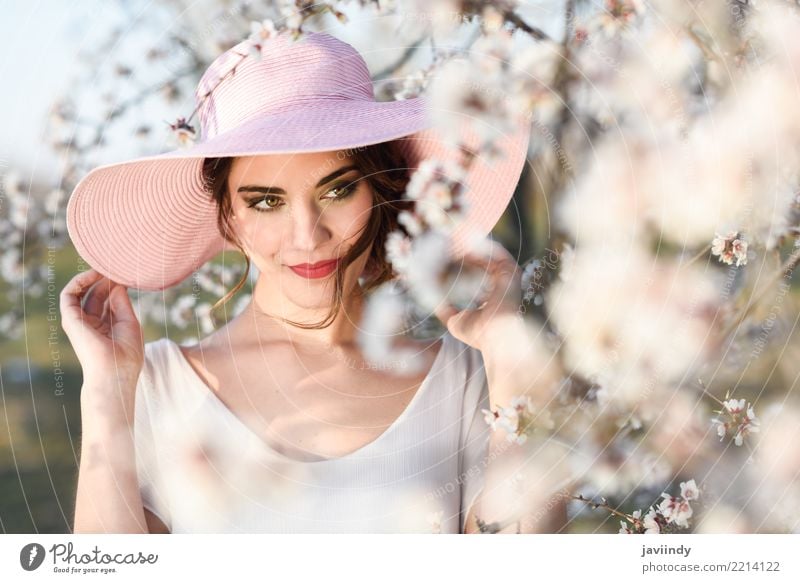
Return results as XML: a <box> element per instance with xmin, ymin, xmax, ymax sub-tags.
<box><xmin>244</xmin><ymin>279</ymin><xmax>366</xmax><ymax>348</ymax></box>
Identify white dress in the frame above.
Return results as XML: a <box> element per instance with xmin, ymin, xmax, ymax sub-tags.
<box><xmin>133</xmin><ymin>331</ymin><xmax>492</xmax><ymax>533</ymax></box>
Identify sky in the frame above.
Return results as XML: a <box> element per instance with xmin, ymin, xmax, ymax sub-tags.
<box><xmin>0</xmin><ymin>0</ymin><xmax>121</xmax><ymax>184</ymax></box>
<box><xmin>0</xmin><ymin>0</ymin><xmax>562</xmax><ymax>189</ymax></box>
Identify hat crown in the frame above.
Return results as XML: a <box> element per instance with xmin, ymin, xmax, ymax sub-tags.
<box><xmin>195</xmin><ymin>32</ymin><xmax>376</xmax><ymax>141</ymax></box>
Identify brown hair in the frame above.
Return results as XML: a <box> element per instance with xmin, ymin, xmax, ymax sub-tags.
<box><xmin>201</xmin><ymin>141</ymin><xmax>413</xmax><ymax>329</ymax></box>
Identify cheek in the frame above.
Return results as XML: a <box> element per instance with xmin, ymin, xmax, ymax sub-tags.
<box><xmin>232</xmin><ymin>210</ymin><xmax>282</xmax><ymax>251</ymax></box>
<box><xmin>331</xmin><ymin>190</ymin><xmax>374</xmax><ymax>240</ymax></box>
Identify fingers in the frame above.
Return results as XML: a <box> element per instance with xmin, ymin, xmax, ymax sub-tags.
<box><xmin>459</xmin><ymin>251</ymin><xmax>520</xmax><ymax>289</ymax></box>
<box><xmin>83</xmin><ymin>277</ymin><xmax>114</xmax><ymax>318</ymax></box>
<box><xmin>60</xmin><ymin>269</ymin><xmax>105</xmax><ymax>312</ymax></box>
<box><xmin>461</xmin><ymin>241</ymin><xmax>520</xmax><ymax>274</ymax></box>
<box><xmin>434</xmin><ymin>302</ymin><xmax>458</xmax><ymax>326</ymax></box>
<box><xmin>108</xmin><ymin>284</ymin><xmax>138</xmax><ymax>325</ymax></box>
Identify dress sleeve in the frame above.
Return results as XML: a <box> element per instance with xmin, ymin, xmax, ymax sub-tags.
<box><xmin>133</xmin><ymin>340</ymin><xmax>173</xmax><ymax>531</ymax></box>
<box><xmin>458</xmin><ymin>344</ymin><xmax>492</xmax><ymax>533</ymax></box>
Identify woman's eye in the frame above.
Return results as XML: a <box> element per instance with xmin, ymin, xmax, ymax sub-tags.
<box><xmin>247</xmin><ymin>184</ymin><xmax>355</xmax><ymax>213</ymax></box>
<box><xmin>249</xmin><ymin>195</ymin><xmax>283</xmax><ymax>212</ymax></box>
<box><xmin>323</xmin><ymin>184</ymin><xmax>356</xmax><ymax>201</ymax></box>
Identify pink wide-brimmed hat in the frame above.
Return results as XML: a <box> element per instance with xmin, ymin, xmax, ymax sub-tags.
<box><xmin>66</xmin><ymin>30</ymin><xmax>530</xmax><ymax>291</ymax></box>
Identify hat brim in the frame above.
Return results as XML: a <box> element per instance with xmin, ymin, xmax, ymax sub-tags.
<box><xmin>66</xmin><ymin>96</ymin><xmax>530</xmax><ymax>291</ymax></box>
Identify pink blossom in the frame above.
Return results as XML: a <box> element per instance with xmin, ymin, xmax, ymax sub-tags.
<box><xmin>385</xmin><ymin>231</ymin><xmax>413</xmax><ymax>273</ymax></box>
<box><xmin>712</xmin><ymin>399</ymin><xmax>760</xmax><ymax>447</ymax></box>
<box><xmin>247</xmin><ymin>19</ymin><xmax>278</xmax><ymax>60</ymax></box>
<box><xmin>680</xmin><ymin>479</ymin><xmax>700</xmax><ymax>502</ymax></box>
<box><xmin>711</xmin><ymin>232</ymin><xmax>748</xmax><ymax>266</ymax></box>
<box><xmin>642</xmin><ymin>508</ymin><xmax>660</xmax><ymax>534</ymax></box>
<box><xmin>658</xmin><ymin>494</ymin><xmax>693</xmax><ymax>528</ymax></box>
<box><xmin>482</xmin><ymin>408</ymin><xmax>500</xmax><ymax>431</ymax></box>
<box><xmin>168</xmin><ymin>117</ymin><xmax>196</xmax><ymax>147</ymax></box>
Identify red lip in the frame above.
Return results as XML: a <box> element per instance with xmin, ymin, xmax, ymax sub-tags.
<box><xmin>287</xmin><ymin>258</ymin><xmax>339</xmax><ymax>279</ymax></box>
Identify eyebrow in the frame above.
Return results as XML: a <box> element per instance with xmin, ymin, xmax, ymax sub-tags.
<box><xmin>236</xmin><ymin>165</ymin><xmax>359</xmax><ymax>195</ymax></box>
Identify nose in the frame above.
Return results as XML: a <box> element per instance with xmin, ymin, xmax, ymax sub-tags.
<box><xmin>285</xmin><ymin>199</ymin><xmax>332</xmax><ymax>254</ymax></box>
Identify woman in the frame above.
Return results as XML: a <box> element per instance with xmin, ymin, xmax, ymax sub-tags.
<box><xmin>61</xmin><ymin>30</ymin><xmax>540</xmax><ymax>533</ymax></box>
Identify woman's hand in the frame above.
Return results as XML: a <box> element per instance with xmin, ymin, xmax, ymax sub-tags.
<box><xmin>433</xmin><ymin>239</ymin><xmax>524</xmax><ymax>353</ymax></box>
<box><xmin>60</xmin><ymin>269</ymin><xmax>144</xmax><ymax>385</ymax></box>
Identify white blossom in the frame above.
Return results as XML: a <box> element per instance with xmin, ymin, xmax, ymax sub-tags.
<box><xmin>358</xmin><ymin>280</ymin><xmax>427</xmax><ymax>375</ymax></box>
<box><xmin>247</xmin><ymin>19</ymin><xmax>278</xmax><ymax>60</ymax></box>
<box><xmin>712</xmin><ymin>398</ymin><xmax>760</xmax><ymax>447</ymax></box>
<box><xmin>168</xmin><ymin>117</ymin><xmax>196</xmax><ymax>147</ymax></box>
<box><xmin>658</xmin><ymin>494</ymin><xmax>693</xmax><ymax>529</ymax></box>
<box><xmin>385</xmin><ymin>230</ymin><xmax>413</xmax><ymax>273</ymax></box>
<box><xmin>9</xmin><ymin>196</ymin><xmax>29</xmax><ymax>230</ymax></box>
<box><xmin>403</xmin><ymin>158</ymin><xmax>468</xmax><ymax>235</ymax></box>
<box><xmin>44</xmin><ymin>188</ymin><xmax>65</xmax><ymax>216</ymax></box>
<box><xmin>508</xmin><ymin>39</ymin><xmax>561</xmax><ymax>121</ymax></box>
<box><xmin>2</xmin><ymin>170</ymin><xmax>23</xmax><ymax>197</ymax></box>
<box><xmin>594</xmin><ymin>0</ymin><xmax>646</xmax><ymax>37</ymax></box>
<box><xmin>642</xmin><ymin>508</ymin><xmax>660</xmax><ymax>534</ymax></box>
<box><xmin>482</xmin><ymin>407</ymin><xmax>500</xmax><ymax>431</ymax></box>
<box><xmin>397</xmin><ymin>210</ymin><xmax>423</xmax><ymax>237</ymax></box>
<box><xmin>170</xmin><ymin>294</ymin><xmax>197</xmax><ymax>328</ymax></box>
<box><xmin>657</xmin><ymin>478</ymin><xmax>701</xmax><ymax>529</ymax></box>
<box><xmin>195</xmin><ymin>302</ymin><xmax>216</xmax><ymax>335</ymax></box>
<box><xmin>427</xmin><ymin>55</ymin><xmax>516</xmax><ymax>147</ymax></box>
<box><xmin>406</xmin><ymin>158</ymin><xmax>465</xmax><ymax>204</ymax></box>
<box><xmin>485</xmin><ymin>395</ymin><xmax>554</xmax><ymax>444</ymax></box>
<box><xmin>711</xmin><ymin>232</ymin><xmax>748</xmax><ymax>267</ymax></box>
<box><xmin>394</xmin><ymin>70</ymin><xmax>428</xmax><ymax>101</ymax></box>
<box><xmin>680</xmin><ymin>479</ymin><xmax>700</xmax><ymax>502</ymax></box>
<box><xmin>280</xmin><ymin>4</ymin><xmax>304</xmax><ymax>33</ymax></box>
<box><xmin>546</xmin><ymin>246</ymin><xmax>722</xmax><ymax>408</ymax></box>
<box><xmin>1</xmin><ymin>250</ymin><xmax>25</xmax><ymax>284</ymax></box>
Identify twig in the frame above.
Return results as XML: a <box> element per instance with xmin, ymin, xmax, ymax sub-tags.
<box><xmin>504</xmin><ymin>10</ymin><xmax>551</xmax><ymax>41</ymax></box>
<box><xmin>720</xmin><ymin>245</ymin><xmax>800</xmax><ymax>340</ymax></box>
<box><xmin>185</xmin><ymin>51</ymin><xmax>250</xmax><ymax>126</ymax></box>
<box><xmin>685</xmin><ymin>243</ymin><xmax>711</xmax><ymax>267</ymax></box>
<box><xmin>105</xmin><ymin>66</ymin><xmax>198</xmax><ymax>122</ymax></box>
<box><xmin>475</xmin><ymin>514</ymin><xmax>524</xmax><ymax>533</ymax></box>
<box><xmin>696</xmin><ymin>378</ymin><xmax>725</xmax><ymax>408</ymax></box>
<box><xmin>686</xmin><ymin>25</ymin><xmax>721</xmax><ymax>63</ymax></box>
<box><xmin>571</xmin><ymin>494</ymin><xmax>637</xmax><ymax>524</ymax></box>
<box><xmin>373</xmin><ymin>35</ymin><xmax>428</xmax><ymax>81</ymax></box>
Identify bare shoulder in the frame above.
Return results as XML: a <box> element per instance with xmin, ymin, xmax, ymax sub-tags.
<box><xmin>174</xmin><ymin>322</ymin><xmax>238</xmax><ymax>363</ymax></box>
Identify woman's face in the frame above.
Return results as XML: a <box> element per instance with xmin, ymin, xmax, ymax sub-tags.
<box><xmin>227</xmin><ymin>151</ymin><xmax>375</xmax><ymax>310</ymax></box>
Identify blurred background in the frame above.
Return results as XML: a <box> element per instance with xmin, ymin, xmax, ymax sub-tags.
<box><xmin>0</xmin><ymin>0</ymin><xmax>560</xmax><ymax>533</ymax></box>
<box><xmin>3</xmin><ymin>0</ymin><xmax>800</xmax><ymax>534</ymax></box>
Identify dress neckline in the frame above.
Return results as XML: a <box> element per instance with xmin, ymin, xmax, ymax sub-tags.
<box><xmin>164</xmin><ymin>333</ymin><xmax>450</xmax><ymax>465</ymax></box>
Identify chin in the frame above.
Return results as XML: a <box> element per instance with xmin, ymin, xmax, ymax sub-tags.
<box><xmin>278</xmin><ymin>275</ymin><xmax>339</xmax><ymax>305</ymax></box>
<box><xmin>257</xmin><ymin>258</ymin><xmax>365</xmax><ymax>305</ymax></box>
